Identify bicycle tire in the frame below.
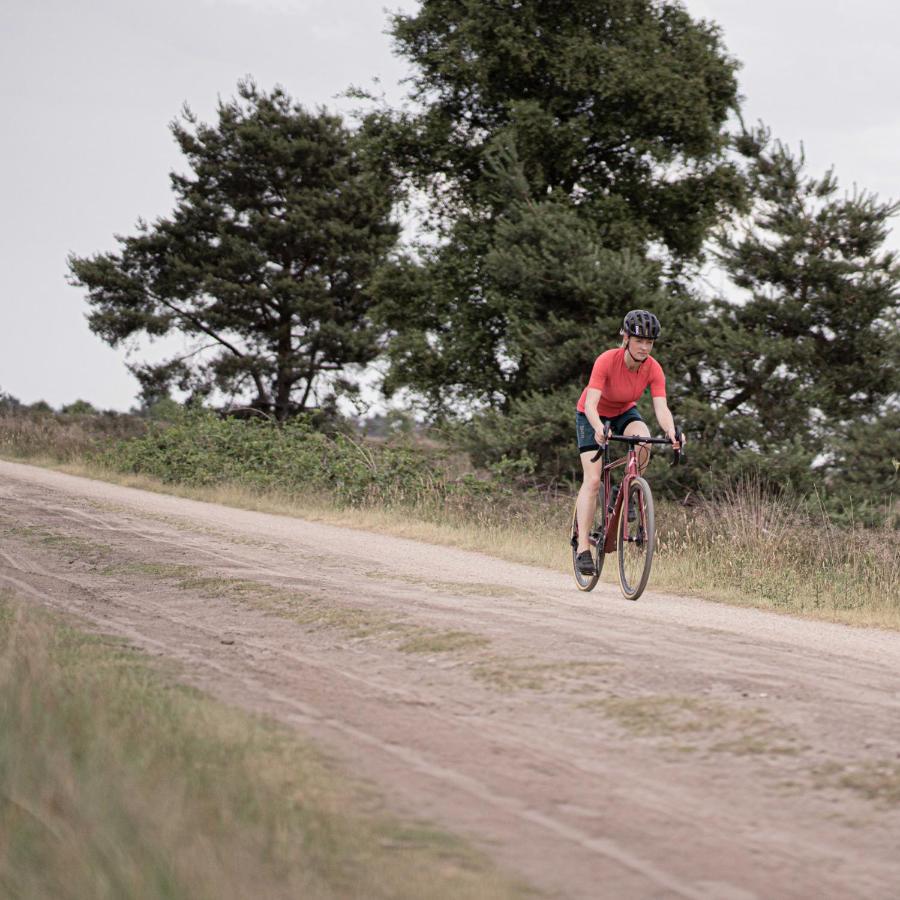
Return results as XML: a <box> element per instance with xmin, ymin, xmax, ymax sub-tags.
<box><xmin>570</xmin><ymin>484</ymin><xmax>605</xmax><ymax>592</ymax></box>
<box><xmin>616</xmin><ymin>476</ymin><xmax>655</xmax><ymax>601</ymax></box>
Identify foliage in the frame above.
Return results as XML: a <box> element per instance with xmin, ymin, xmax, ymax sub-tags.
<box><xmin>59</xmin><ymin>399</ymin><xmax>98</xmax><ymax>415</ymax></box>
<box><xmin>0</xmin><ymin>392</ymin><xmax>22</xmax><ymax>414</ymax></box>
<box><xmin>710</xmin><ymin>128</ymin><xmax>900</xmax><ymax>497</ymax></box>
<box><xmin>368</xmin><ymin>0</ymin><xmax>745</xmax><ymax>425</ymax></box>
<box><xmin>100</xmin><ymin>410</ymin><xmax>509</xmax><ymax>510</ymax></box>
<box><xmin>384</xmin><ymin>0</ymin><xmax>742</xmax><ymax>246</ymax></box>
<box><xmin>68</xmin><ymin>80</ymin><xmax>400</xmax><ymax>419</ymax></box>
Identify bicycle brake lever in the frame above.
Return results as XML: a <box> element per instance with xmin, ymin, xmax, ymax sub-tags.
<box><xmin>671</xmin><ymin>428</ymin><xmax>684</xmax><ymax>467</ymax></box>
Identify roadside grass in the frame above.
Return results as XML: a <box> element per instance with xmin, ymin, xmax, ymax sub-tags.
<box><xmin>0</xmin><ymin>410</ymin><xmax>897</xmax><ymax>629</ymax></box>
<box><xmin>0</xmin><ymin>593</ymin><xmax>532</xmax><ymax>900</ymax></box>
<box><xmin>64</xmin><ymin>462</ymin><xmax>900</xmax><ymax>630</ymax></box>
<box><xmin>0</xmin><ymin>410</ymin><xmax>145</xmax><ymax>462</ymax></box>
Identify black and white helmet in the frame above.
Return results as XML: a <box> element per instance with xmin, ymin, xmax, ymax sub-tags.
<box><xmin>621</xmin><ymin>309</ymin><xmax>661</xmax><ymax>340</ymax></box>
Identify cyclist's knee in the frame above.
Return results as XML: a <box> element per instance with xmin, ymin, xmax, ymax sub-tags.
<box><xmin>582</xmin><ymin>472</ymin><xmax>602</xmax><ymax>493</ymax></box>
<box><xmin>624</xmin><ymin>421</ymin><xmax>650</xmax><ymax>439</ymax></box>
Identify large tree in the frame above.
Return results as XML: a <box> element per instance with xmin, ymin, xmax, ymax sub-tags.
<box><xmin>709</xmin><ymin>129</ymin><xmax>900</xmax><ymax>500</ymax></box>
<box><xmin>364</xmin><ymin>0</ymin><xmax>745</xmax><ymax>478</ymax></box>
<box><xmin>385</xmin><ymin>0</ymin><xmax>742</xmax><ymax>251</ymax></box>
<box><xmin>69</xmin><ymin>81</ymin><xmax>400</xmax><ymax>419</ymax></box>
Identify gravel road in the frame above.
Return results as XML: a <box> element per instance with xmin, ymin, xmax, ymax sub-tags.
<box><xmin>2</xmin><ymin>459</ymin><xmax>899</xmax><ymax>899</ymax></box>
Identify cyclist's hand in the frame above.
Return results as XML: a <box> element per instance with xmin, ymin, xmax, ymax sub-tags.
<box><xmin>667</xmin><ymin>427</ymin><xmax>684</xmax><ymax>450</ymax></box>
<box><xmin>594</xmin><ymin>425</ymin><xmax>610</xmax><ymax>446</ymax></box>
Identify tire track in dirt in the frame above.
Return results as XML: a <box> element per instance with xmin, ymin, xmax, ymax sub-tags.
<box><xmin>2</xmin><ymin>459</ymin><xmax>900</xmax><ymax>899</ymax></box>
<box><xmin>0</xmin><ymin>541</ymin><xmax>712</xmax><ymax>899</ymax></box>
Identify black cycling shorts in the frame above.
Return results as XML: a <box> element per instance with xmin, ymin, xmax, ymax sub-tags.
<box><xmin>575</xmin><ymin>407</ymin><xmax>644</xmax><ymax>453</ymax></box>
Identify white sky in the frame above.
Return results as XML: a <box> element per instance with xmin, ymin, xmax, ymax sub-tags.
<box><xmin>1</xmin><ymin>0</ymin><xmax>898</xmax><ymax>410</ymax></box>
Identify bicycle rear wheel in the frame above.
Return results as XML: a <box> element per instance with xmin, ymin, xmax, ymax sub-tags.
<box><xmin>570</xmin><ymin>485</ymin><xmax>606</xmax><ymax>592</ymax></box>
<box><xmin>617</xmin><ymin>476</ymin><xmax>655</xmax><ymax>601</ymax></box>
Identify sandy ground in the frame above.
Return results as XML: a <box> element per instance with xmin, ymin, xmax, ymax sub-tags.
<box><xmin>1</xmin><ymin>459</ymin><xmax>899</xmax><ymax>899</ymax></box>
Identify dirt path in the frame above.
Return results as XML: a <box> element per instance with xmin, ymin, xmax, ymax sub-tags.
<box><xmin>2</xmin><ymin>459</ymin><xmax>899</xmax><ymax>899</ymax></box>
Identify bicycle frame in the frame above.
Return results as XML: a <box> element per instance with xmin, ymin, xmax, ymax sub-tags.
<box><xmin>598</xmin><ymin>445</ymin><xmax>638</xmax><ymax>554</ymax></box>
<box><xmin>591</xmin><ymin>435</ymin><xmax>677</xmax><ymax>553</ymax></box>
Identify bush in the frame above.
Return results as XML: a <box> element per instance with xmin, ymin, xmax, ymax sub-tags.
<box><xmin>100</xmin><ymin>411</ymin><xmax>514</xmax><ymax>510</ymax></box>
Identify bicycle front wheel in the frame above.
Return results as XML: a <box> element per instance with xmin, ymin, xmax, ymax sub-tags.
<box><xmin>617</xmin><ymin>476</ymin><xmax>655</xmax><ymax>601</ymax></box>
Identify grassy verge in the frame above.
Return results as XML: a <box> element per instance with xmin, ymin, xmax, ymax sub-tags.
<box><xmin>25</xmin><ymin>459</ymin><xmax>897</xmax><ymax>630</ymax></box>
<box><xmin>1</xmin><ymin>410</ymin><xmax>897</xmax><ymax>629</ymax></box>
<box><xmin>0</xmin><ymin>593</ymin><xmax>531</xmax><ymax>899</ymax></box>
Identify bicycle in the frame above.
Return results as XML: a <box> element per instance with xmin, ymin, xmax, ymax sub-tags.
<box><xmin>570</xmin><ymin>428</ymin><xmax>682</xmax><ymax>600</ymax></box>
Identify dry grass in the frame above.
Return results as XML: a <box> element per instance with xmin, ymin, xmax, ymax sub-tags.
<box><xmin>0</xmin><ymin>410</ymin><xmax>145</xmax><ymax>463</ymax></box>
<box><xmin>579</xmin><ymin>693</ymin><xmax>801</xmax><ymax>756</ymax></box>
<box><xmin>398</xmin><ymin>630</ymin><xmax>491</xmax><ymax>654</ymax></box>
<box><xmin>101</xmin><ymin>560</ymin><xmax>493</xmax><ymax>654</ymax></box>
<box><xmin>814</xmin><ymin>760</ymin><xmax>900</xmax><ymax>806</ymax></box>
<box><xmin>472</xmin><ymin>658</ymin><xmax>615</xmax><ymax>693</ymax></box>
<box><xmin>2</xmin><ymin>417</ymin><xmax>898</xmax><ymax>629</ymax></box>
<box><xmin>80</xmin><ymin>468</ymin><xmax>897</xmax><ymax>629</ymax></box>
<box><xmin>0</xmin><ymin>593</ymin><xmax>533</xmax><ymax>899</ymax></box>
<box><xmin>652</xmin><ymin>480</ymin><xmax>900</xmax><ymax>627</ymax></box>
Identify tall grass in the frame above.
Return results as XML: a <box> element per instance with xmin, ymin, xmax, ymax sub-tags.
<box><xmin>0</xmin><ymin>596</ymin><xmax>527</xmax><ymax>899</ymax></box>
<box><xmin>653</xmin><ymin>481</ymin><xmax>899</xmax><ymax>625</ymax></box>
<box><xmin>0</xmin><ymin>410</ymin><xmax>145</xmax><ymax>463</ymax></box>
<box><xmin>1</xmin><ymin>410</ymin><xmax>897</xmax><ymax>627</ymax></box>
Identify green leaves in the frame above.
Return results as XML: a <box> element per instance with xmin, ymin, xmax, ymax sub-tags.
<box><xmin>716</xmin><ymin>133</ymin><xmax>900</xmax><ymax>432</ymax></box>
<box><xmin>69</xmin><ymin>81</ymin><xmax>400</xmax><ymax>419</ymax></box>
<box><xmin>388</xmin><ymin>0</ymin><xmax>742</xmax><ymax>247</ymax></box>
<box><xmin>372</xmin><ymin>0</ymin><xmax>744</xmax><ymax>443</ymax></box>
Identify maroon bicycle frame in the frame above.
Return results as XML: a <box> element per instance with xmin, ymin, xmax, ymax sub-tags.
<box><xmin>591</xmin><ymin>435</ymin><xmax>674</xmax><ymax>553</ymax></box>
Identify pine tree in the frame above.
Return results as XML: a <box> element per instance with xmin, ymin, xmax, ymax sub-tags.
<box><xmin>363</xmin><ymin>1</ymin><xmax>745</xmax><ymax>479</ymax></box>
<box><xmin>69</xmin><ymin>81</ymin><xmax>400</xmax><ymax>419</ymax></box>
<box><xmin>713</xmin><ymin>129</ymin><xmax>900</xmax><ymax>503</ymax></box>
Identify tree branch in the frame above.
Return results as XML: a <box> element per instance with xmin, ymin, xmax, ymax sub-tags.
<box><xmin>150</xmin><ymin>292</ymin><xmax>271</xmax><ymax>407</ymax></box>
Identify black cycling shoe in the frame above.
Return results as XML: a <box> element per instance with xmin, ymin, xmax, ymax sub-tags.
<box><xmin>576</xmin><ymin>550</ymin><xmax>596</xmax><ymax>576</ymax></box>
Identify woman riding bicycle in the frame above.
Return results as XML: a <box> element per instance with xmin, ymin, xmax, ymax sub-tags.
<box><xmin>574</xmin><ymin>309</ymin><xmax>682</xmax><ymax>577</ymax></box>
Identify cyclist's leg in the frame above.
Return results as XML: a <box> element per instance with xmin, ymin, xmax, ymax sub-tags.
<box><xmin>612</xmin><ymin>408</ymin><xmax>651</xmax><ymax>472</ymax></box>
<box><xmin>624</xmin><ymin>420</ymin><xmax>651</xmax><ymax>472</ymax></box>
<box><xmin>576</xmin><ymin>449</ymin><xmax>604</xmax><ymax>553</ymax></box>
<box><xmin>574</xmin><ymin>412</ymin><xmax>604</xmax><ymax>554</ymax></box>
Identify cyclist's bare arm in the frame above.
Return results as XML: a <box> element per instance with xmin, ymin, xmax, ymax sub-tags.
<box><xmin>651</xmin><ymin>396</ymin><xmax>683</xmax><ymax>448</ymax></box>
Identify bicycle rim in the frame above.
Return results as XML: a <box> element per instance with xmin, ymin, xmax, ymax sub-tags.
<box><xmin>617</xmin><ymin>477</ymin><xmax>655</xmax><ymax>601</ymax></box>
<box><xmin>571</xmin><ymin>485</ymin><xmax>605</xmax><ymax>592</ymax></box>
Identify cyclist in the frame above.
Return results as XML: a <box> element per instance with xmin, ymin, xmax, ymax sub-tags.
<box><xmin>574</xmin><ymin>309</ymin><xmax>682</xmax><ymax>576</ymax></box>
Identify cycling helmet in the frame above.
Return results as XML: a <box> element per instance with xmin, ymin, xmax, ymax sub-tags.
<box><xmin>622</xmin><ymin>309</ymin><xmax>661</xmax><ymax>340</ymax></box>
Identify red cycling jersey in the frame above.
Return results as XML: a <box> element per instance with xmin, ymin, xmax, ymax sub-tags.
<box><xmin>576</xmin><ymin>348</ymin><xmax>666</xmax><ymax>418</ymax></box>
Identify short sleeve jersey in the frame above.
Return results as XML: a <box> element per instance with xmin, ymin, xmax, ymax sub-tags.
<box><xmin>576</xmin><ymin>348</ymin><xmax>666</xmax><ymax>418</ymax></box>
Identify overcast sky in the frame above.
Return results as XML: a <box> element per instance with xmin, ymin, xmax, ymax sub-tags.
<box><xmin>2</xmin><ymin>0</ymin><xmax>898</xmax><ymax>411</ymax></box>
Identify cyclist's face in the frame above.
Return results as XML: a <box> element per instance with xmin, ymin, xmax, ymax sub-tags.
<box><xmin>627</xmin><ymin>336</ymin><xmax>654</xmax><ymax>359</ymax></box>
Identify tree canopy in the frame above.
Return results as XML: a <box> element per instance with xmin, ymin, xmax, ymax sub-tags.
<box><xmin>364</xmin><ymin>0</ymin><xmax>747</xmax><ymax>479</ymax></box>
<box><xmin>386</xmin><ymin>0</ymin><xmax>743</xmax><ymax>254</ymax></box>
<box><xmin>707</xmin><ymin>129</ymin><xmax>900</xmax><ymax>501</ymax></box>
<box><xmin>69</xmin><ymin>81</ymin><xmax>400</xmax><ymax>420</ymax></box>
